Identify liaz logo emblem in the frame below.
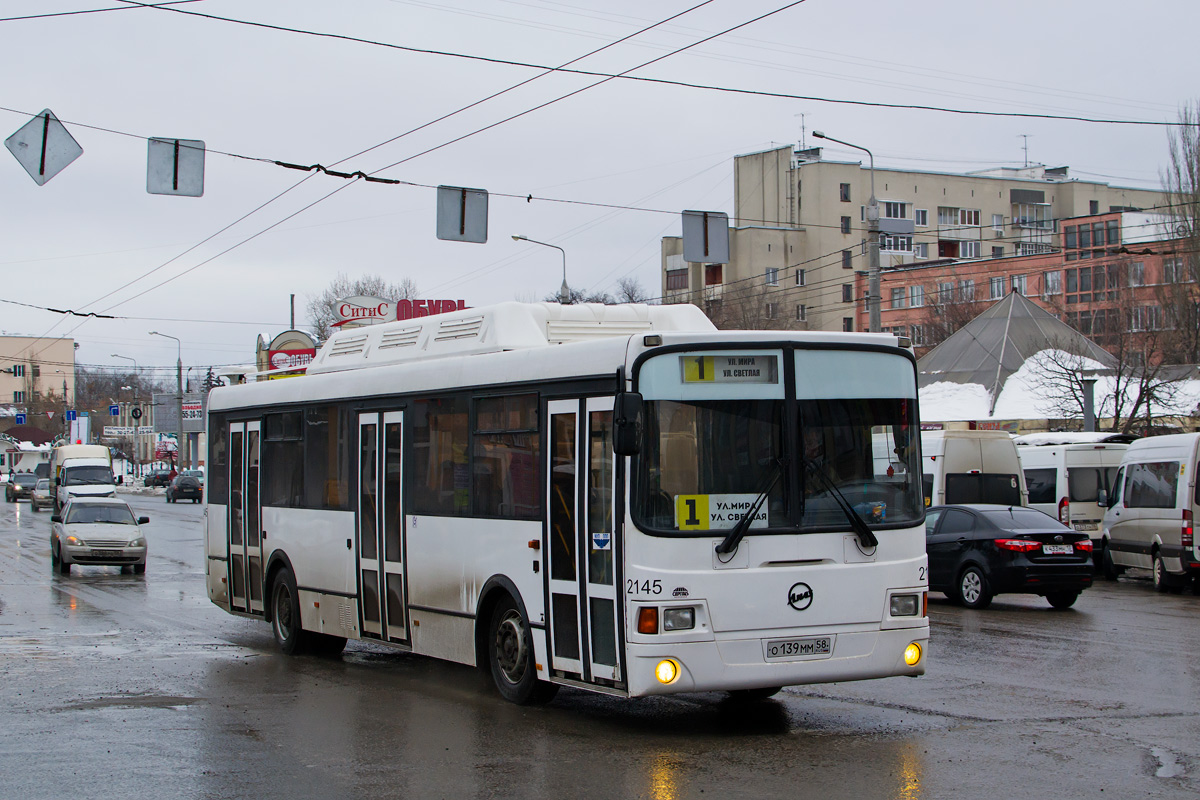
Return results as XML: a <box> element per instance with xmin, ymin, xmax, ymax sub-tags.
<box><xmin>788</xmin><ymin>582</ymin><xmax>813</xmax><ymax>611</ymax></box>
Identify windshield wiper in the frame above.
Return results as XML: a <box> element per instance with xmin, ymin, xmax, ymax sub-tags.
<box><xmin>715</xmin><ymin>458</ymin><xmax>786</xmax><ymax>556</ymax></box>
<box><xmin>804</xmin><ymin>463</ymin><xmax>879</xmax><ymax>549</ymax></box>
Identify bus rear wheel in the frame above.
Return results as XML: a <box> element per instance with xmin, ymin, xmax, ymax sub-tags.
<box><xmin>487</xmin><ymin>597</ymin><xmax>558</xmax><ymax>705</ymax></box>
<box><xmin>271</xmin><ymin>568</ymin><xmax>309</xmax><ymax>655</ymax></box>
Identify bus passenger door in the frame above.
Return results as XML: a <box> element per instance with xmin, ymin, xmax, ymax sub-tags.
<box><xmin>357</xmin><ymin>412</ymin><xmax>408</xmax><ymax>644</ymax></box>
<box><xmin>228</xmin><ymin>420</ymin><xmax>264</xmax><ymax>615</ymax></box>
<box><xmin>545</xmin><ymin>398</ymin><xmax>622</xmax><ymax>685</ymax></box>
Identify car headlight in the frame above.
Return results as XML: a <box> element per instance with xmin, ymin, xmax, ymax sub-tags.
<box><xmin>65</xmin><ymin>535</ymin><xmax>85</xmax><ymax>546</ymax></box>
<box><xmin>129</xmin><ymin>538</ymin><xmax>146</xmax><ymax>548</ymax></box>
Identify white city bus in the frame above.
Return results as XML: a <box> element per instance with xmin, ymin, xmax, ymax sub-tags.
<box><xmin>205</xmin><ymin>303</ymin><xmax>928</xmax><ymax>704</ymax></box>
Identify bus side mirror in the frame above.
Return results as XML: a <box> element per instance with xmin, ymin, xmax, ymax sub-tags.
<box><xmin>613</xmin><ymin>392</ymin><xmax>643</xmax><ymax>456</ymax></box>
<box><xmin>1097</xmin><ymin>488</ymin><xmax>1108</xmax><ymax>508</ymax></box>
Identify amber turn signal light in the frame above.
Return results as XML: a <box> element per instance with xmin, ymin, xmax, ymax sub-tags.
<box><xmin>637</xmin><ymin>606</ymin><xmax>658</xmax><ymax>634</ymax></box>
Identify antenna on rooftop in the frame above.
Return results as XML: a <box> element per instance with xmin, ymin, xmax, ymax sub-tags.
<box><xmin>1019</xmin><ymin>134</ymin><xmax>1031</xmax><ymax>168</ymax></box>
<box><xmin>795</xmin><ymin>112</ymin><xmax>807</xmax><ymax>149</ymax></box>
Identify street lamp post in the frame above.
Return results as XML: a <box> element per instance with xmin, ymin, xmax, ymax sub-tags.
<box><xmin>111</xmin><ymin>354</ymin><xmax>140</xmax><ymax>472</ymax></box>
<box><xmin>812</xmin><ymin>131</ymin><xmax>880</xmax><ymax>333</ymax></box>
<box><xmin>149</xmin><ymin>331</ymin><xmax>184</xmax><ymax>470</ymax></box>
<box><xmin>512</xmin><ymin>235</ymin><xmax>570</xmax><ymax>304</ymax></box>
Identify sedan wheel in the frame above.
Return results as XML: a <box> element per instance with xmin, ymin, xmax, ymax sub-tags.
<box><xmin>1046</xmin><ymin>592</ymin><xmax>1079</xmax><ymax>609</ymax></box>
<box><xmin>958</xmin><ymin>565</ymin><xmax>992</xmax><ymax>609</ymax></box>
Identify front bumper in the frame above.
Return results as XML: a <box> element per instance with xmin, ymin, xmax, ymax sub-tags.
<box><xmin>62</xmin><ymin>544</ymin><xmax>147</xmax><ymax>566</ymax></box>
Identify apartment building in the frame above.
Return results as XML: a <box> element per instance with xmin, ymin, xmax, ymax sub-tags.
<box><xmin>663</xmin><ymin>143</ymin><xmax>1166</xmax><ymax>332</ymax></box>
<box><xmin>853</xmin><ymin>211</ymin><xmax>1187</xmax><ymax>353</ymax></box>
<box><xmin>0</xmin><ymin>336</ymin><xmax>76</xmax><ymax>410</ymax></box>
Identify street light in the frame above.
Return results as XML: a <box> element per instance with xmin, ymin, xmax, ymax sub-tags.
<box><xmin>512</xmin><ymin>235</ymin><xmax>570</xmax><ymax>304</ymax></box>
<box><xmin>812</xmin><ymin>131</ymin><xmax>881</xmax><ymax>333</ymax></box>
<box><xmin>149</xmin><ymin>331</ymin><xmax>185</xmax><ymax>470</ymax></box>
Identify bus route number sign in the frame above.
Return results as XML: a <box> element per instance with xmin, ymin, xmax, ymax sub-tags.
<box><xmin>680</xmin><ymin>355</ymin><xmax>778</xmax><ymax>384</ymax></box>
<box><xmin>675</xmin><ymin>493</ymin><xmax>768</xmax><ymax>531</ymax></box>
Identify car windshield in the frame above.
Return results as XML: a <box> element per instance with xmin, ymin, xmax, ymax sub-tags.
<box><xmin>36</xmin><ymin>480</ymin><xmax>49</xmax><ymax>490</ymax></box>
<box><xmin>981</xmin><ymin>508</ymin><xmax>1065</xmax><ymax>530</ymax></box>
<box><xmin>65</xmin><ymin>504</ymin><xmax>136</xmax><ymax>525</ymax></box>
<box><xmin>183</xmin><ymin>470</ymin><xmax>203</xmax><ymax>478</ymax></box>
<box><xmin>15</xmin><ymin>474</ymin><xmax>38</xmax><ymax>486</ymax></box>
<box><xmin>64</xmin><ymin>465</ymin><xmax>115</xmax><ymax>485</ymax></box>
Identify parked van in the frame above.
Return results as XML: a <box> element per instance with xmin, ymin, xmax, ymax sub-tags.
<box><xmin>1015</xmin><ymin>433</ymin><xmax>1132</xmax><ymax>549</ymax></box>
<box><xmin>50</xmin><ymin>444</ymin><xmax>116</xmax><ymax>511</ymax></box>
<box><xmin>920</xmin><ymin>430</ymin><xmax>1027</xmax><ymax>508</ymax></box>
<box><xmin>1101</xmin><ymin>433</ymin><xmax>1200</xmax><ymax>591</ymax></box>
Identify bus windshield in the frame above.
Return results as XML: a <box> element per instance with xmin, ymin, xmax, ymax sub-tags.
<box><xmin>633</xmin><ymin>348</ymin><xmax>923</xmax><ymax>535</ymax></box>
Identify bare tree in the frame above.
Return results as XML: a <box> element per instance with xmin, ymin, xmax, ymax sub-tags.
<box><xmin>542</xmin><ymin>287</ymin><xmax>615</xmax><ymax>304</ymax></box>
<box><xmin>615</xmin><ymin>276</ymin><xmax>653</xmax><ymax>304</ymax></box>
<box><xmin>918</xmin><ymin>277</ymin><xmax>990</xmax><ymax>349</ymax></box>
<box><xmin>706</xmin><ymin>282</ymin><xmax>790</xmax><ymax>331</ymax></box>
<box><xmin>1159</xmin><ymin>100</ymin><xmax>1200</xmax><ymax>362</ymax></box>
<box><xmin>306</xmin><ymin>273</ymin><xmax>418</xmax><ymax>342</ymax></box>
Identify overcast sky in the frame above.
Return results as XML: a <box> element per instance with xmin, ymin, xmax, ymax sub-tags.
<box><xmin>2</xmin><ymin>0</ymin><xmax>1195</xmax><ymax>384</ymax></box>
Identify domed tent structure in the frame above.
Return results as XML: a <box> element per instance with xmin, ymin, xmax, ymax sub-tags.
<box><xmin>917</xmin><ymin>290</ymin><xmax>1116</xmax><ymax>415</ymax></box>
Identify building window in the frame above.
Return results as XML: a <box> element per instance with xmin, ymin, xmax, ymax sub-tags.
<box><xmin>705</xmin><ymin>264</ymin><xmax>723</xmax><ymax>285</ymax></box>
<box><xmin>840</xmin><ymin>183</ymin><xmax>851</xmax><ymax>202</ymax></box>
<box><xmin>1014</xmin><ymin>203</ymin><xmax>1051</xmax><ymax>230</ymax></box>
<box><xmin>1130</xmin><ymin>305</ymin><xmax>1163</xmax><ymax>331</ymax></box>
<box><xmin>880</xmin><ymin>234</ymin><xmax>913</xmax><ymax>252</ymax></box>
<box><xmin>992</xmin><ymin>246</ymin><xmax>1004</xmax><ymax>258</ymax></box>
<box><xmin>959</xmin><ymin>209</ymin><xmax>981</xmax><ymax>226</ymax></box>
<box><xmin>909</xmin><ymin>324</ymin><xmax>925</xmax><ymax>346</ymax></box>
<box><xmin>960</xmin><ymin>240</ymin><xmax>980</xmax><ymax>259</ymax></box>
<box><xmin>914</xmin><ymin>209</ymin><xmax>928</xmax><ymax>227</ymax></box>
<box><xmin>883</xmin><ymin>201</ymin><xmax>908</xmax><ymax>219</ymax></box>
<box><xmin>992</xmin><ymin>213</ymin><xmax>1004</xmax><ymax>231</ymax></box>
<box><xmin>842</xmin><ymin>284</ymin><xmax>853</xmax><ymax>303</ymax></box>
<box><xmin>1016</xmin><ymin>242</ymin><xmax>1053</xmax><ymax>256</ymax></box>
<box><xmin>796</xmin><ymin>304</ymin><xmax>806</xmax><ymax>321</ymax></box>
<box><xmin>1012</xmin><ymin>274</ymin><xmax>1027</xmax><ymax>295</ymax></box>
<box><xmin>913</xmin><ymin>242</ymin><xmax>929</xmax><ymax>259</ymax></box>
<box><xmin>957</xmin><ymin>279</ymin><xmax>975</xmax><ymax>302</ymax></box>
<box><xmin>990</xmin><ymin>276</ymin><xmax>1005</xmax><ymax>299</ymax></box>
<box><xmin>891</xmin><ymin>287</ymin><xmax>907</xmax><ymax>309</ymax></box>
<box><xmin>13</xmin><ymin>391</ymin><xmax>25</xmax><ymax>404</ymax></box>
<box><xmin>665</xmin><ymin>268</ymin><xmax>688</xmax><ymax>290</ymax></box>
<box><xmin>843</xmin><ymin>317</ymin><xmax>854</xmax><ymax>332</ymax></box>
<box><xmin>937</xmin><ymin>206</ymin><xmax>957</xmax><ymax>226</ymax></box>
<box><xmin>12</xmin><ymin>364</ymin><xmax>25</xmax><ymax>378</ymax></box>
<box><xmin>1043</xmin><ymin>271</ymin><xmax>1062</xmax><ymax>296</ymax></box>
<box><xmin>841</xmin><ymin>216</ymin><xmax>851</xmax><ymax>234</ymax></box>
<box><xmin>842</xmin><ymin>250</ymin><xmax>853</xmax><ymax>269</ymax></box>
<box><xmin>1129</xmin><ymin>261</ymin><xmax>1145</xmax><ymax>286</ymax></box>
<box><xmin>1163</xmin><ymin>258</ymin><xmax>1184</xmax><ymax>283</ymax></box>
<box><xmin>1090</xmin><ymin>200</ymin><xmax>1100</xmax><ymax>215</ymax></box>
<box><xmin>765</xmin><ymin>267</ymin><xmax>779</xmax><ymax>286</ymax></box>
<box><xmin>1106</xmin><ymin>219</ymin><xmax>1120</xmax><ymax>246</ymax></box>
<box><xmin>765</xmin><ymin>302</ymin><xmax>777</xmax><ymax>319</ymax></box>
<box><xmin>1064</xmin><ymin>226</ymin><xmax>1077</xmax><ymax>249</ymax></box>
<box><xmin>795</xmin><ymin>269</ymin><xmax>806</xmax><ymax>286</ymax></box>
<box><xmin>909</xmin><ymin>285</ymin><xmax>924</xmax><ymax>307</ymax></box>
<box><xmin>937</xmin><ymin>282</ymin><xmax>954</xmax><ymax>304</ymax></box>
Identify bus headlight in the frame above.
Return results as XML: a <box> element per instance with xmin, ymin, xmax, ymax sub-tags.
<box><xmin>890</xmin><ymin>594</ymin><xmax>920</xmax><ymax>617</ymax></box>
<box><xmin>655</xmin><ymin>659</ymin><xmax>680</xmax><ymax>684</ymax></box>
<box><xmin>662</xmin><ymin>607</ymin><xmax>695</xmax><ymax>631</ymax></box>
<box><xmin>903</xmin><ymin>642</ymin><xmax>922</xmax><ymax>666</ymax></box>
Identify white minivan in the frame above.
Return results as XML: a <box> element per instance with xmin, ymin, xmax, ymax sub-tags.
<box><xmin>1015</xmin><ymin>433</ymin><xmax>1132</xmax><ymax>549</ymax></box>
<box><xmin>1101</xmin><ymin>433</ymin><xmax>1200</xmax><ymax>592</ymax></box>
<box><xmin>920</xmin><ymin>430</ymin><xmax>1027</xmax><ymax>508</ymax></box>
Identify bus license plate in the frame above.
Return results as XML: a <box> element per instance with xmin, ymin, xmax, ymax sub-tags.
<box><xmin>763</xmin><ymin>636</ymin><xmax>833</xmax><ymax>661</ymax></box>
<box><xmin>1043</xmin><ymin>544</ymin><xmax>1074</xmax><ymax>554</ymax></box>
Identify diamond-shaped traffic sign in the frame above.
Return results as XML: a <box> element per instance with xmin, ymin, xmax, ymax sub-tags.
<box><xmin>5</xmin><ymin>109</ymin><xmax>83</xmax><ymax>186</ymax></box>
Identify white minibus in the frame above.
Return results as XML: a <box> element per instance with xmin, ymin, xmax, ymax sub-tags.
<box><xmin>920</xmin><ymin>430</ymin><xmax>1027</xmax><ymax>508</ymax></box>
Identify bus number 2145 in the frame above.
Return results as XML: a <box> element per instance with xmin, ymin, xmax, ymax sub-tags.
<box><xmin>626</xmin><ymin>579</ymin><xmax>662</xmax><ymax>595</ymax></box>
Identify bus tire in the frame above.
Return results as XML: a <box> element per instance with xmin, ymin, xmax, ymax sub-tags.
<box><xmin>309</xmin><ymin>633</ymin><xmax>347</xmax><ymax>657</ymax></box>
<box><xmin>270</xmin><ymin>568</ymin><xmax>309</xmax><ymax>655</ymax></box>
<box><xmin>487</xmin><ymin>596</ymin><xmax>558</xmax><ymax>705</ymax></box>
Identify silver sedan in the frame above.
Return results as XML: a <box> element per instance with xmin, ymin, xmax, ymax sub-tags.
<box><xmin>50</xmin><ymin>497</ymin><xmax>149</xmax><ymax>575</ymax></box>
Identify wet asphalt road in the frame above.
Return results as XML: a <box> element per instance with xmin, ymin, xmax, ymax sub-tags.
<box><xmin>1</xmin><ymin>492</ymin><xmax>1197</xmax><ymax>800</ymax></box>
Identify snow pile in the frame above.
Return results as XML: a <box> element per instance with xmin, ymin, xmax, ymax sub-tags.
<box><xmin>921</xmin><ymin>350</ymin><xmax>1200</xmax><ymax>422</ymax></box>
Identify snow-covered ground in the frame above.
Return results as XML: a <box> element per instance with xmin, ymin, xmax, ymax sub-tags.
<box><xmin>920</xmin><ymin>351</ymin><xmax>1200</xmax><ymax>422</ymax></box>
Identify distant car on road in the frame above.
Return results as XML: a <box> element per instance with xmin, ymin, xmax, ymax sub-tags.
<box><xmin>31</xmin><ymin>479</ymin><xmax>53</xmax><ymax>511</ymax></box>
<box><xmin>926</xmin><ymin>504</ymin><xmax>1094</xmax><ymax>609</ymax></box>
<box><xmin>50</xmin><ymin>497</ymin><xmax>149</xmax><ymax>575</ymax></box>
<box><xmin>5</xmin><ymin>473</ymin><xmax>38</xmax><ymax>502</ymax></box>
<box><xmin>144</xmin><ymin>469</ymin><xmax>173</xmax><ymax>488</ymax></box>
<box><xmin>166</xmin><ymin>475</ymin><xmax>202</xmax><ymax>504</ymax></box>
<box><xmin>180</xmin><ymin>469</ymin><xmax>204</xmax><ymax>486</ymax></box>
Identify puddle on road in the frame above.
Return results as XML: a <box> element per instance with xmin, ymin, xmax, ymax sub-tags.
<box><xmin>1151</xmin><ymin>746</ymin><xmax>1184</xmax><ymax>779</ymax></box>
<box><xmin>59</xmin><ymin>692</ymin><xmax>202</xmax><ymax>711</ymax></box>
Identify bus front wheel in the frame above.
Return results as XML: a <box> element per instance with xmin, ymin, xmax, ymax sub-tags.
<box><xmin>270</xmin><ymin>568</ymin><xmax>309</xmax><ymax>655</ymax></box>
<box><xmin>487</xmin><ymin>597</ymin><xmax>558</xmax><ymax>705</ymax></box>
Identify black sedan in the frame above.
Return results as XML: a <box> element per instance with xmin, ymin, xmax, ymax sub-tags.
<box><xmin>6</xmin><ymin>473</ymin><xmax>39</xmax><ymax>502</ymax></box>
<box><xmin>165</xmin><ymin>475</ymin><xmax>202</xmax><ymax>504</ymax></box>
<box><xmin>925</xmin><ymin>504</ymin><xmax>1094</xmax><ymax>609</ymax></box>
